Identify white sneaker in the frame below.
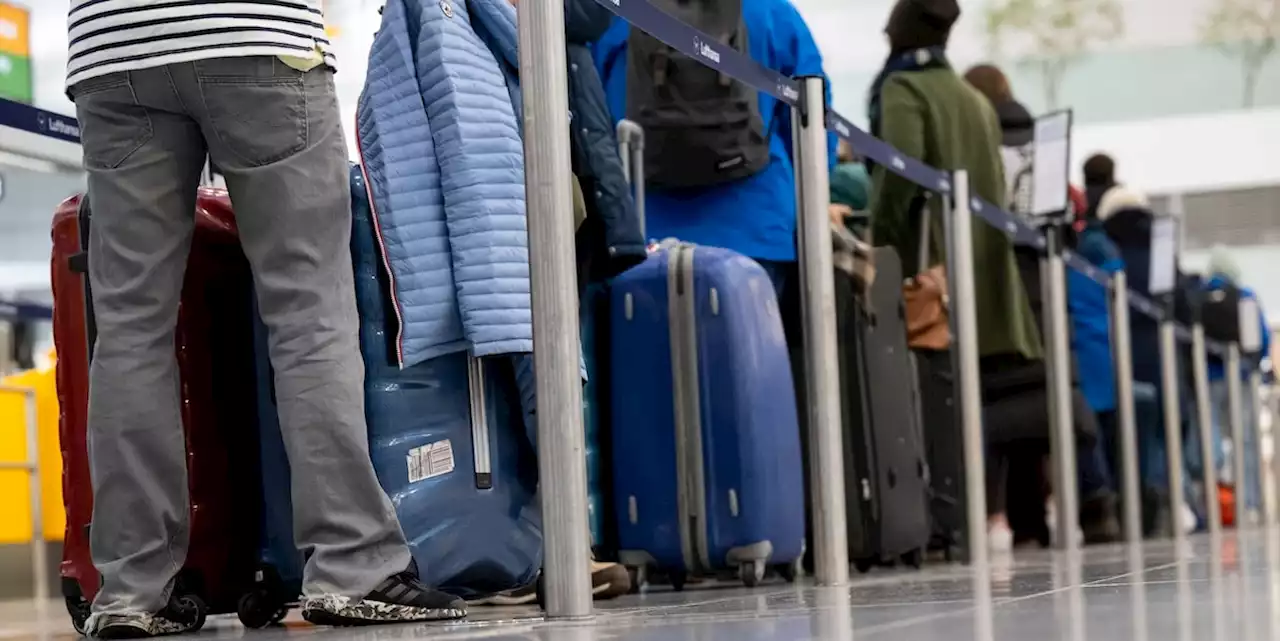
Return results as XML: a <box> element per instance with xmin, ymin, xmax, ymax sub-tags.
<box><xmin>1180</xmin><ymin>502</ymin><xmax>1198</xmax><ymax>534</ymax></box>
<box><xmin>989</xmin><ymin>521</ymin><xmax>1014</xmax><ymax>554</ymax></box>
<box><xmin>1045</xmin><ymin>500</ymin><xmax>1084</xmax><ymax>546</ymax></box>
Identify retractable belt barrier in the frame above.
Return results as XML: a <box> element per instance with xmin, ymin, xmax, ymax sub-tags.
<box><xmin>0</xmin><ymin>301</ymin><xmax>52</xmax><ymax>322</ymax></box>
<box><xmin>591</xmin><ymin>0</ymin><xmax>1228</xmax><ymax>356</ymax></box>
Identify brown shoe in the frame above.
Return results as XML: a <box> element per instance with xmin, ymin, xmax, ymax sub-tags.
<box><xmin>590</xmin><ymin>560</ymin><xmax>632</xmax><ymax>600</ymax></box>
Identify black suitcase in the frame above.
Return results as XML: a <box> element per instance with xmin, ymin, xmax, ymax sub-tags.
<box><xmin>914</xmin><ymin>348</ymin><xmax>966</xmax><ymax>561</ymax></box>
<box><xmin>838</xmin><ymin>246</ymin><xmax>931</xmax><ymax>572</ymax></box>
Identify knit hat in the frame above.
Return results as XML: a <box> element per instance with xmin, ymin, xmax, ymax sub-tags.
<box><xmin>1095</xmin><ymin>186</ymin><xmax>1150</xmax><ymax>222</ymax></box>
<box><xmin>1208</xmin><ymin>245</ymin><xmax>1242</xmax><ymax>283</ymax></box>
<box><xmin>885</xmin><ymin>0</ymin><xmax>961</xmax><ymax>51</ymax></box>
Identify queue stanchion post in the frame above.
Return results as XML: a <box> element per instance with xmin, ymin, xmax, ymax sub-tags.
<box><xmin>1159</xmin><ymin>316</ymin><xmax>1187</xmax><ymax>544</ymax></box>
<box><xmin>793</xmin><ymin>75</ymin><xmax>849</xmax><ymax>586</ymax></box>
<box><xmin>947</xmin><ymin>170</ymin><xmax>990</xmax><ymax>568</ymax></box>
<box><xmin>1248</xmin><ymin>366</ymin><xmax>1269</xmax><ymax>525</ymax></box>
<box><xmin>517</xmin><ymin>0</ymin><xmax>593</xmax><ymax>618</ymax></box>
<box><xmin>1227</xmin><ymin>343</ymin><xmax>1247</xmax><ymax>528</ymax></box>
<box><xmin>1042</xmin><ymin>224</ymin><xmax>1079</xmax><ymax>550</ymax></box>
<box><xmin>1191</xmin><ymin>322</ymin><xmax>1222</xmax><ymax>536</ymax></box>
<box><xmin>1111</xmin><ymin>272</ymin><xmax>1144</xmax><ymax>542</ymax></box>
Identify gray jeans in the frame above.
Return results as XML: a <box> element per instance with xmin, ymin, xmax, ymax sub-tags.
<box><xmin>72</xmin><ymin>57</ymin><xmax>410</xmax><ymax>615</ymax></box>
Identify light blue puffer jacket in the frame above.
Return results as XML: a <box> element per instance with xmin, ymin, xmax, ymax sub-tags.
<box><xmin>357</xmin><ymin>0</ymin><xmax>530</xmax><ymax>369</ymax></box>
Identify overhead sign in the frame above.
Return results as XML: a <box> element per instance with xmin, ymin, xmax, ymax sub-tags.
<box><xmin>0</xmin><ymin>2</ymin><xmax>31</xmax><ymax>104</ymax></box>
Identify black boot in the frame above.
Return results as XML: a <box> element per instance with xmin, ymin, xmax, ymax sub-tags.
<box><xmin>1080</xmin><ymin>491</ymin><xmax>1122</xmax><ymax>544</ymax></box>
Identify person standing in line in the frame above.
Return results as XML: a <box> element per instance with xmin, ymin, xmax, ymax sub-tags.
<box><xmin>865</xmin><ymin>0</ymin><xmax>1042</xmax><ymax>553</ymax></box>
<box><xmin>66</xmin><ymin>1</ymin><xmax>467</xmax><ymax>636</ymax></box>
<box><xmin>591</xmin><ymin>0</ymin><xmax>837</xmax><ymax>302</ymax></box>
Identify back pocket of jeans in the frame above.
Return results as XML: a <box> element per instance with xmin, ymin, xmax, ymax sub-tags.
<box><xmin>195</xmin><ymin>58</ymin><xmax>307</xmax><ymax>168</ymax></box>
<box><xmin>73</xmin><ymin>74</ymin><xmax>154</xmax><ymax>170</ymax></box>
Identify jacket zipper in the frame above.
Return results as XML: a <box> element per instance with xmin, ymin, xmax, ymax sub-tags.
<box><xmin>356</xmin><ymin>123</ymin><xmax>408</xmax><ymax>369</ymax></box>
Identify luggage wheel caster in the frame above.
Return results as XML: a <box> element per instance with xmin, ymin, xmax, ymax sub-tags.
<box><xmin>854</xmin><ymin>558</ymin><xmax>875</xmax><ymax>574</ymax></box>
<box><xmin>777</xmin><ymin>559</ymin><xmax>802</xmax><ymax>583</ymax></box>
<box><xmin>535</xmin><ymin>574</ymin><xmax>546</xmax><ymax>611</ymax></box>
<box><xmin>739</xmin><ymin>561</ymin><xmax>765</xmax><ymax>588</ymax></box>
<box><xmin>669</xmin><ymin>569</ymin><xmax>688</xmax><ymax>592</ymax></box>
<box><xmin>238</xmin><ymin>588</ymin><xmax>286</xmax><ymax>628</ymax></box>
<box><xmin>63</xmin><ymin>578</ymin><xmax>91</xmax><ymax>635</ymax></box>
<box><xmin>900</xmin><ymin>548</ymin><xmax>923</xmax><ymax>569</ymax></box>
<box><xmin>627</xmin><ymin>566</ymin><xmax>647</xmax><ymax>594</ymax></box>
<box><xmin>176</xmin><ymin>594</ymin><xmax>208</xmax><ymax>633</ymax></box>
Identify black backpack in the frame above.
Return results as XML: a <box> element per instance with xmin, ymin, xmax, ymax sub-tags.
<box><xmin>1202</xmin><ymin>284</ymin><xmax>1244</xmax><ymax>343</ymax></box>
<box><xmin>625</xmin><ymin>0</ymin><xmax>770</xmax><ymax>188</ymax></box>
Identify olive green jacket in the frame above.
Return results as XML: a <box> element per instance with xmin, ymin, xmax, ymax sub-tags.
<box><xmin>868</xmin><ymin>68</ymin><xmax>1042</xmax><ymax>360</ymax></box>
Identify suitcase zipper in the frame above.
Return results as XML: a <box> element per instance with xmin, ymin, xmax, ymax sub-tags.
<box><xmin>467</xmin><ymin>355</ymin><xmax>493</xmax><ymax>489</ymax></box>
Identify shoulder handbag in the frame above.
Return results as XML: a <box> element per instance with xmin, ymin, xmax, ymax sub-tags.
<box><xmin>902</xmin><ymin>195</ymin><xmax>951</xmax><ymax>350</ymax></box>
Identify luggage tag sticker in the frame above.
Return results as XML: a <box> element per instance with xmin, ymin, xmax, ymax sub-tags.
<box><xmin>407</xmin><ymin>439</ymin><xmax>456</xmax><ymax>483</ymax></box>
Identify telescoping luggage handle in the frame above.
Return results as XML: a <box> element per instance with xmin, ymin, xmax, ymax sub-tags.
<box><xmin>616</xmin><ymin>120</ymin><xmax>646</xmax><ymax>240</ymax></box>
<box><xmin>68</xmin><ymin>197</ymin><xmax>98</xmax><ymax>365</ymax></box>
<box><xmin>467</xmin><ymin>355</ymin><xmax>493</xmax><ymax>490</ymax></box>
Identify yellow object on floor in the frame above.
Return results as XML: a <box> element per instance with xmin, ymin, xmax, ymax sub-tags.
<box><xmin>0</xmin><ymin>357</ymin><xmax>64</xmax><ymax>544</ymax></box>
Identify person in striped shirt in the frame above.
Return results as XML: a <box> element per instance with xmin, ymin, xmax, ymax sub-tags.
<box><xmin>66</xmin><ymin>1</ymin><xmax>467</xmax><ymax>636</ymax></box>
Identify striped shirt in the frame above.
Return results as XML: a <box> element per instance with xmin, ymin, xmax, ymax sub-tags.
<box><xmin>66</xmin><ymin>0</ymin><xmax>333</xmax><ymax>89</ymax></box>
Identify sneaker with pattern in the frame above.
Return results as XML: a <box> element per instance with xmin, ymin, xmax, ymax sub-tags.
<box><xmin>301</xmin><ymin>569</ymin><xmax>467</xmax><ymax>626</ymax></box>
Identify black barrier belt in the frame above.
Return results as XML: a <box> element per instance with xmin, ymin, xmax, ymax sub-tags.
<box><xmin>0</xmin><ymin>300</ymin><xmax>53</xmax><ymax>322</ymax></box>
<box><xmin>597</xmin><ymin>0</ymin><xmax>1227</xmax><ymax>353</ymax></box>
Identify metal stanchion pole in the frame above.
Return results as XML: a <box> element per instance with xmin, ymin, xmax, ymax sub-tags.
<box><xmin>1248</xmin><ymin>367</ymin><xmax>1269</xmax><ymax>525</ymax></box>
<box><xmin>1191</xmin><ymin>324</ymin><xmax>1222</xmax><ymax>536</ymax></box>
<box><xmin>1043</xmin><ymin>227</ymin><xmax>1079</xmax><ymax>549</ymax></box>
<box><xmin>517</xmin><ymin>0</ymin><xmax>593</xmax><ymax>618</ymax></box>
<box><xmin>1111</xmin><ymin>273</ymin><xmax>1143</xmax><ymax>542</ymax></box>
<box><xmin>1227</xmin><ymin>344</ymin><xmax>1247</xmax><ymax>528</ymax></box>
<box><xmin>0</xmin><ymin>386</ymin><xmax>45</xmax><ymax>605</ymax></box>
<box><xmin>792</xmin><ymin>76</ymin><xmax>849</xmax><ymax>586</ymax></box>
<box><xmin>948</xmin><ymin>171</ymin><xmax>989</xmax><ymax>567</ymax></box>
<box><xmin>1159</xmin><ymin>319</ymin><xmax>1187</xmax><ymax>543</ymax></box>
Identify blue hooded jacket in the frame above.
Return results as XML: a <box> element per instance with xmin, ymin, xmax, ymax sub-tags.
<box><xmin>1068</xmin><ymin>224</ymin><xmax>1123</xmax><ymax>413</ymax></box>
<box><xmin>591</xmin><ymin>0</ymin><xmax>837</xmax><ymax>262</ymax></box>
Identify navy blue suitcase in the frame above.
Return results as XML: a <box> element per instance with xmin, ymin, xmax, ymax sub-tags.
<box><xmin>239</xmin><ymin>308</ymin><xmax>305</xmax><ymax>628</ymax></box>
<box><xmin>609</xmin><ymin>243</ymin><xmax>805</xmax><ymax>588</ymax></box>
<box><xmin>352</xmin><ymin>167</ymin><xmax>543</xmax><ymax>598</ymax></box>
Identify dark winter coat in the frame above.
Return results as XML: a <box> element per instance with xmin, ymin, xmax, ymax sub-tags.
<box><xmin>565</xmin><ymin>0</ymin><xmax>647</xmax><ymax>282</ymax></box>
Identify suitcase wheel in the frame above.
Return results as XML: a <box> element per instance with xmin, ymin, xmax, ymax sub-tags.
<box><xmin>853</xmin><ymin>558</ymin><xmax>875</xmax><ymax>574</ymax></box>
<box><xmin>174</xmin><ymin>593</ymin><xmax>208</xmax><ymax>633</ymax></box>
<box><xmin>738</xmin><ymin>561</ymin><xmax>765</xmax><ymax>588</ymax></box>
<box><xmin>62</xmin><ymin>578</ymin><xmax>91</xmax><ymax>635</ymax></box>
<box><xmin>669</xmin><ymin>568</ymin><xmax>688</xmax><ymax>592</ymax></box>
<box><xmin>776</xmin><ymin>558</ymin><xmax>802</xmax><ymax>583</ymax></box>
<box><xmin>237</xmin><ymin>587</ymin><xmax>288</xmax><ymax>628</ymax></box>
<box><xmin>900</xmin><ymin>548</ymin><xmax>924</xmax><ymax>570</ymax></box>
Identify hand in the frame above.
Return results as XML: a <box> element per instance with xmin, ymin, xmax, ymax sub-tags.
<box><xmin>828</xmin><ymin>203</ymin><xmax>854</xmax><ymax>227</ymax></box>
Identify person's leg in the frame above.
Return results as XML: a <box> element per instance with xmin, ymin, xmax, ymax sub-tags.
<box><xmin>1077</xmin><ymin>411</ymin><xmax>1121</xmax><ymax>544</ymax></box>
<box><xmin>753</xmin><ymin>258</ymin><xmax>790</xmax><ymax>302</ymax></box>
<box><xmin>73</xmin><ymin>67</ymin><xmax>212</xmax><ymax>636</ymax></box>
<box><xmin>173</xmin><ymin>57</ymin><xmax>461</xmax><ymax>622</ymax></box>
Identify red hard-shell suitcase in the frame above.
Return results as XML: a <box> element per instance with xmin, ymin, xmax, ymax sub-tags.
<box><xmin>52</xmin><ymin>191</ymin><xmax>262</xmax><ymax>633</ymax></box>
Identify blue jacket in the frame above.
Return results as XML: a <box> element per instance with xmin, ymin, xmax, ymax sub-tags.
<box><xmin>1068</xmin><ymin>224</ymin><xmax>1123</xmax><ymax>413</ymax></box>
<box><xmin>1204</xmin><ymin>275</ymin><xmax>1269</xmax><ymax>381</ymax></box>
<box><xmin>357</xmin><ymin>0</ymin><xmax>531</xmax><ymax>369</ymax></box>
<box><xmin>565</xmin><ymin>0</ymin><xmax>647</xmax><ymax>279</ymax></box>
<box><xmin>591</xmin><ymin>0</ymin><xmax>837</xmax><ymax>262</ymax></box>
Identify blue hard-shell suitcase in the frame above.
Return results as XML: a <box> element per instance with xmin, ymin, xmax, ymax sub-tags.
<box><xmin>351</xmin><ymin>167</ymin><xmax>543</xmax><ymax>598</ymax></box>
<box><xmin>609</xmin><ymin>243</ymin><xmax>806</xmax><ymax>588</ymax></box>
<box><xmin>239</xmin><ymin>307</ymin><xmax>304</xmax><ymax>627</ymax></box>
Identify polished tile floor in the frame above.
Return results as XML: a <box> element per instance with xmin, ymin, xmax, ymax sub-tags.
<box><xmin>6</xmin><ymin>531</ymin><xmax>1280</xmax><ymax>641</ymax></box>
